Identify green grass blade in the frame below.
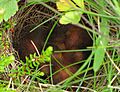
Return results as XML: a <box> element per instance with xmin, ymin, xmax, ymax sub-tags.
<box><xmin>93</xmin><ymin>18</ymin><xmax>109</xmax><ymax>72</ymax></box>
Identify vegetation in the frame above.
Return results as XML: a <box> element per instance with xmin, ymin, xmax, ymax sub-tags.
<box><xmin>0</xmin><ymin>0</ymin><xmax>120</xmax><ymax>92</ymax></box>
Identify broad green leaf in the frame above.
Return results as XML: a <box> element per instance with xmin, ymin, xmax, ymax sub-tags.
<box><xmin>59</xmin><ymin>11</ymin><xmax>82</xmax><ymax>24</ymax></box>
<box><xmin>56</xmin><ymin>0</ymin><xmax>85</xmax><ymax>24</ymax></box>
<box><xmin>0</xmin><ymin>0</ymin><xmax>18</xmax><ymax>23</ymax></box>
<box><xmin>93</xmin><ymin>18</ymin><xmax>109</xmax><ymax>72</ymax></box>
<box><xmin>56</xmin><ymin>0</ymin><xmax>76</xmax><ymax>11</ymax></box>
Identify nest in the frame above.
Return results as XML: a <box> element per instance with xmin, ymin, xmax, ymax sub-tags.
<box><xmin>13</xmin><ymin>2</ymin><xmax>57</xmax><ymax>50</ymax></box>
<box><xmin>11</xmin><ymin>1</ymin><xmax>93</xmax><ymax>89</ymax></box>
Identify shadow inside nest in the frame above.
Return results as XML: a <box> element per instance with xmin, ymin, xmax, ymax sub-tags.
<box><xmin>12</xmin><ymin>3</ymin><xmax>93</xmax><ymax>91</ymax></box>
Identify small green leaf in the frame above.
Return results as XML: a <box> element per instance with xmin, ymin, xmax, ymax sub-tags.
<box><xmin>45</xmin><ymin>46</ymin><xmax>53</xmax><ymax>56</ymax></box>
<box><xmin>45</xmin><ymin>57</ymin><xmax>51</xmax><ymax>62</ymax></box>
<box><xmin>30</xmin><ymin>63</ymin><xmax>34</xmax><ymax>68</ymax></box>
<box><xmin>35</xmin><ymin>61</ymin><xmax>40</xmax><ymax>66</ymax></box>
<box><xmin>26</xmin><ymin>66</ymin><xmax>31</xmax><ymax>74</ymax></box>
<box><xmin>38</xmin><ymin>72</ymin><xmax>44</xmax><ymax>76</ymax></box>
<box><xmin>33</xmin><ymin>61</ymin><xmax>37</xmax><ymax>67</ymax></box>
<box><xmin>73</xmin><ymin>0</ymin><xmax>84</xmax><ymax>9</ymax></box>
<box><xmin>41</xmin><ymin>46</ymin><xmax>53</xmax><ymax>62</ymax></box>
<box><xmin>60</xmin><ymin>11</ymin><xmax>82</xmax><ymax>24</ymax></box>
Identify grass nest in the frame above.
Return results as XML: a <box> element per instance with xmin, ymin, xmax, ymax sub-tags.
<box><xmin>0</xmin><ymin>1</ymin><xmax>120</xmax><ymax>92</ymax></box>
<box><xmin>12</xmin><ymin>2</ymin><xmax>94</xmax><ymax>91</ymax></box>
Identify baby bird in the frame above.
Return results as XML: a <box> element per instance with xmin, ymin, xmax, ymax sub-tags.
<box><xmin>14</xmin><ymin>24</ymin><xmax>92</xmax><ymax>84</ymax></box>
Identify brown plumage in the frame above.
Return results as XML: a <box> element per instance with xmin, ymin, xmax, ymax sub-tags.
<box><xmin>14</xmin><ymin>24</ymin><xmax>93</xmax><ymax>84</ymax></box>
